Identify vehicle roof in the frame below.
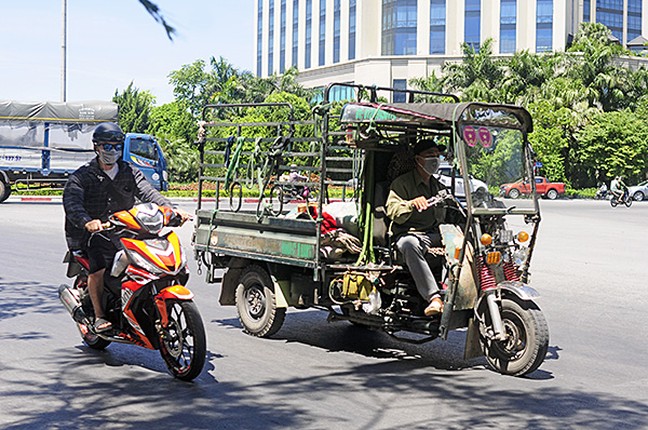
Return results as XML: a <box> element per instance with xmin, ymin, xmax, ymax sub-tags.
<box><xmin>340</xmin><ymin>101</ymin><xmax>533</xmax><ymax>133</ymax></box>
<box><xmin>0</xmin><ymin>100</ymin><xmax>118</xmax><ymax>123</ymax></box>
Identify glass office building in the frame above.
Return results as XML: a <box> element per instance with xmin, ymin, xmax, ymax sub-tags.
<box><xmin>255</xmin><ymin>0</ymin><xmax>647</xmax><ymax>99</ymax></box>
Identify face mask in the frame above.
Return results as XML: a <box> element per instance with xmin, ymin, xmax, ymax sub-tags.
<box><xmin>96</xmin><ymin>145</ymin><xmax>121</xmax><ymax>165</ymax></box>
<box><xmin>417</xmin><ymin>156</ymin><xmax>440</xmax><ymax>175</ymax></box>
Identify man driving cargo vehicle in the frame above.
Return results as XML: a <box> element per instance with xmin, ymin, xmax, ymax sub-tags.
<box><xmin>385</xmin><ymin>138</ymin><xmax>451</xmax><ymax>317</ymax></box>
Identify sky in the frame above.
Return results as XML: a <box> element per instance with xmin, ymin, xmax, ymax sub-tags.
<box><xmin>0</xmin><ymin>0</ymin><xmax>254</xmax><ymax>105</ymax></box>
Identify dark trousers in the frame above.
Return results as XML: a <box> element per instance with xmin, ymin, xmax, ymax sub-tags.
<box><xmin>395</xmin><ymin>232</ymin><xmax>443</xmax><ymax>302</ymax></box>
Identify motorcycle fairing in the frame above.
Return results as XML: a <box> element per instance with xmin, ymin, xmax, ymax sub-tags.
<box><xmin>121</xmin><ymin>231</ymin><xmax>184</xmax><ymax>274</ymax></box>
<box><xmin>155</xmin><ymin>285</ymin><xmax>194</xmax><ymax>327</ymax></box>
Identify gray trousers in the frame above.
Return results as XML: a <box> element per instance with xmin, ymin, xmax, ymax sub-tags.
<box><xmin>395</xmin><ymin>232</ymin><xmax>443</xmax><ymax>302</ymax></box>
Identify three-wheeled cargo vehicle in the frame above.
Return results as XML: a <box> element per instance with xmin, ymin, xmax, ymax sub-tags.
<box><xmin>193</xmin><ymin>83</ymin><xmax>549</xmax><ymax>376</ymax></box>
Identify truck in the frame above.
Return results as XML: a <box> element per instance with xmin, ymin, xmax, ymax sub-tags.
<box><xmin>0</xmin><ymin>100</ymin><xmax>169</xmax><ymax>202</ymax></box>
<box><xmin>499</xmin><ymin>176</ymin><xmax>565</xmax><ymax>200</ymax></box>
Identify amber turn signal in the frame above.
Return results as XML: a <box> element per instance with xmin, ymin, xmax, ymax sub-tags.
<box><xmin>486</xmin><ymin>251</ymin><xmax>502</xmax><ymax>265</ymax></box>
<box><xmin>480</xmin><ymin>233</ymin><xmax>493</xmax><ymax>246</ymax></box>
<box><xmin>517</xmin><ymin>231</ymin><xmax>529</xmax><ymax>242</ymax></box>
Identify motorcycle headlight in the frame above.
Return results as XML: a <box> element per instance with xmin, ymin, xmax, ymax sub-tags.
<box><xmin>134</xmin><ymin>203</ymin><xmax>164</xmax><ymax>234</ymax></box>
<box><xmin>512</xmin><ymin>247</ymin><xmax>529</xmax><ymax>266</ymax></box>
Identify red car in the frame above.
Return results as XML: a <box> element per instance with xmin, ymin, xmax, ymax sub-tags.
<box><xmin>500</xmin><ymin>176</ymin><xmax>566</xmax><ymax>200</ymax></box>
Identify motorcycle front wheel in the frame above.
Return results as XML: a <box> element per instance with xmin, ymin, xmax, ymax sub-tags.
<box><xmin>624</xmin><ymin>197</ymin><xmax>633</xmax><ymax>207</ymax></box>
<box><xmin>159</xmin><ymin>300</ymin><xmax>207</xmax><ymax>381</ymax></box>
<box><xmin>479</xmin><ymin>298</ymin><xmax>549</xmax><ymax>377</ymax></box>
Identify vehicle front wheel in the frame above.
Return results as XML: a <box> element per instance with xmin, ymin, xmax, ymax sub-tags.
<box><xmin>159</xmin><ymin>300</ymin><xmax>207</xmax><ymax>381</ymax></box>
<box><xmin>545</xmin><ymin>189</ymin><xmax>558</xmax><ymax>200</ymax></box>
<box><xmin>633</xmin><ymin>191</ymin><xmax>644</xmax><ymax>201</ymax></box>
<box><xmin>479</xmin><ymin>298</ymin><xmax>549</xmax><ymax>376</ymax></box>
<box><xmin>507</xmin><ymin>188</ymin><xmax>520</xmax><ymax>199</ymax></box>
<box><xmin>236</xmin><ymin>265</ymin><xmax>286</xmax><ymax>338</ymax></box>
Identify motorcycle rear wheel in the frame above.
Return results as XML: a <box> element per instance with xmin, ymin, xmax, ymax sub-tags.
<box><xmin>77</xmin><ymin>323</ymin><xmax>111</xmax><ymax>350</ymax></box>
<box><xmin>479</xmin><ymin>298</ymin><xmax>549</xmax><ymax>376</ymax></box>
<box><xmin>159</xmin><ymin>300</ymin><xmax>207</xmax><ymax>381</ymax></box>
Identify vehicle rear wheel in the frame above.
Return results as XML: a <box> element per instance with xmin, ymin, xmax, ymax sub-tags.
<box><xmin>77</xmin><ymin>323</ymin><xmax>111</xmax><ymax>350</ymax></box>
<box><xmin>236</xmin><ymin>265</ymin><xmax>286</xmax><ymax>338</ymax></box>
<box><xmin>479</xmin><ymin>298</ymin><xmax>549</xmax><ymax>376</ymax></box>
<box><xmin>633</xmin><ymin>191</ymin><xmax>644</xmax><ymax>201</ymax></box>
<box><xmin>0</xmin><ymin>180</ymin><xmax>10</xmax><ymax>203</ymax></box>
<box><xmin>610</xmin><ymin>198</ymin><xmax>618</xmax><ymax>207</ymax></box>
<box><xmin>508</xmin><ymin>188</ymin><xmax>520</xmax><ymax>199</ymax></box>
<box><xmin>545</xmin><ymin>189</ymin><xmax>558</xmax><ymax>200</ymax></box>
<box><xmin>159</xmin><ymin>300</ymin><xmax>207</xmax><ymax>381</ymax></box>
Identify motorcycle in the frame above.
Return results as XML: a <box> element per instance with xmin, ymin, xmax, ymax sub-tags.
<box><xmin>595</xmin><ymin>185</ymin><xmax>609</xmax><ymax>200</ymax></box>
<box><xmin>59</xmin><ymin>203</ymin><xmax>206</xmax><ymax>381</ymax></box>
<box><xmin>610</xmin><ymin>189</ymin><xmax>632</xmax><ymax>207</ymax></box>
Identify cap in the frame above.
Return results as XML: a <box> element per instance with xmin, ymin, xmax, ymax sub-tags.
<box><xmin>413</xmin><ymin>138</ymin><xmax>446</xmax><ymax>155</ymax></box>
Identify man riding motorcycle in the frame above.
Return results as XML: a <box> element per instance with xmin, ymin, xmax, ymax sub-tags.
<box><xmin>63</xmin><ymin>122</ymin><xmax>191</xmax><ymax>333</ymax></box>
<box><xmin>610</xmin><ymin>175</ymin><xmax>628</xmax><ymax>203</ymax></box>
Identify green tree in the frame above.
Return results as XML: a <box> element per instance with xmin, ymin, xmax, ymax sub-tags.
<box><xmin>113</xmin><ymin>82</ymin><xmax>155</xmax><ymax>133</ymax></box>
<box><xmin>147</xmin><ymin>101</ymin><xmax>199</xmax><ymax>183</ymax></box>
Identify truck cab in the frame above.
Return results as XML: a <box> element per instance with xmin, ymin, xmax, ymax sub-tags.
<box><xmin>123</xmin><ymin>133</ymin><xmax>168</xmax><ymax>191</ymax></box>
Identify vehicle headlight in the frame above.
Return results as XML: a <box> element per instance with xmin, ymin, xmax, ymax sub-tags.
<box><xmin>512</xmin><ymin>247</ymin><xmax>528</xmax><ymax>265</ymax></box>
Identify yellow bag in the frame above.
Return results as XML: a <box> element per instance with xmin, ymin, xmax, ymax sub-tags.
<box><xmin>341</xmin><ymin>272</ymin><xmax>375</xmax><ymax>301</ymax></box>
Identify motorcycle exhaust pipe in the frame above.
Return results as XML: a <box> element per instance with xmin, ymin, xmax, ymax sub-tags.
<box><xmin>58</xmin><ymin>284</ymin><xmax>87</xmax><ymax>323</ymax></box>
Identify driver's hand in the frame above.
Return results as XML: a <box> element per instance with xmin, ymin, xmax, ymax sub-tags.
<box><xmin>410</xmin><ymin>196</ymin><xmax>429</xmax><ymax>212</ymax></box>
<box><xmin>85</xmin><ymin>219</ymin><xmax>105</xmax><ymax>233</ymax></box>
<box><xmin>174</xmin><ymin>209</ymin><xmax>194</xmax><ymax>225</ymax></box>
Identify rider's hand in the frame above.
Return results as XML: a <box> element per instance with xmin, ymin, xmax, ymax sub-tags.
<box><xmin>85</xmin><ymin>219</ymin><xmax>105</xmax><ymax>233</ymax></box>
<box><xmin>410</xmin><ymin>196</ymin><xmax>429</xmax><ymax>212</ymax></box>
<box><xmin>174</xmin><ymin>209</ymin><xmax>193</xmax><ymax>225</ymax></box>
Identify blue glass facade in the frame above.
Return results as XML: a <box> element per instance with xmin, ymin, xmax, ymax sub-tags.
<box><xmin>536</xmin><ymin>0</ymin><xmax>553</xmax><ymax>52</ymax></box>
<box><xmin>257</xmin><ymin>0</ymin><xmax>263</xmax><ymax>76</ymax></box>
<box><xmin>597</xmin><ymin>0</ymin><xmax>623</xmax><ymax>41</ymax></box>
<box><xmin>583</xmin><ymin>0</ymin><xmax>591</xmax><ymax>22</ymax></box>
<box><xmin>500</xmin><ymin>0</ymin><xmax>516</xmax><ymax>53</ymax></box>
<box><xmin>319</xmin><ymin>0</ymin><xmax>326</xmax><ymax>66</ymax></box>
<box><xmin>382</xmin><ymin>0</ymin><xmax>418</xmax><ymax>55</ymax></box>
<box><xmin>627</xmin><ymin>0</ymin><xmax>642</xmax><ymax>42</ymax></box>
<box><xmin>392</xmin><ymin>79</ymin><xmax>407</xmax><ymax>102</ymax></box>
<box><xmin>334</xmin><ymin>0</ymin><xmax>341</xmax><ymax>63</ymax></box>
<box><xmin>268</xmin><ymin>0</ymin><xmax>275</xmax><ymax>74</ymax></box>
<box><xmin>349</xmin><ymin>0</ymin><xmax>356</xmax><ymax>60</ymax></box>
<box><xmin>280</xmin><ymin>0</ymin><xmax>286</xmax><ymax>73</ymax></box>
<box><xmin>305</xmin><ymin>0</ymin><xmax>312</xmax><ymax>68</ymax></box>
<box><xmin>430</xmin><ymin>0</ymin><xmax>446</xmax><ymax>54</ymax></box>
<box><xmin>292</xmin><ymin>0</ymin><xmax>299</xmax><ymax>68</ymax></box>
<box><xmin>464</xmin><ymin>0</ymin><xmax>481</xmax><ymax>51</ymax></box>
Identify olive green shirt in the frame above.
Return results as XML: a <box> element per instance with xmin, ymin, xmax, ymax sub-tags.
<box><xmin>386</xmin><ymin>169</ymin><xmax>446</xmax><ymax>237</ymax></box>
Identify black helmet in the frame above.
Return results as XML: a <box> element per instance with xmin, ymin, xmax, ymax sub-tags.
<box><xmin>92</xmin><ymin>122</ymin><xmax>125</xmax><ymax>144</ymax></box>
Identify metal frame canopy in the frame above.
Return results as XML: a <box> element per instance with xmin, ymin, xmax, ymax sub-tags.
<box><xmin>340</xmin><ymin>101</ymin><xmax>533</xmax><ymax>135</ymax></box>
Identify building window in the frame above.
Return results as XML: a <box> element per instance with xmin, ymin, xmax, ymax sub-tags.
<box><xmin>583</xmin><ymin>0</ymin><xmax>590</xmax><ymax>22</ymax></box>
<box><xmin>268</xmin><ymin>0</ymin><xmax>275</xmax><ymax>75</ymax></box>
<box><xmin>319</xmin><ymin>0</ymin><xmax>326</xmax><ymax>66</ymax></box>
<box><xmin>430</xmin><ymin>0</ymin><xmax>446</xmax><ymax>54</ymax></box>
<box><xmin>382</xmin><ymin>0</ymin><xmax>417</xmax><ymax>55</ymax></box>
<box><xmin>334</xmin><ymin>0</ymin><xmax>341</xmax><ymax>63</ymax></box>
<box><xmin>500</xmin><ymin>0</ymin><xmax>516</xmax><ymax>54</ymax></box>
<box><xmin>536</xmin><ymin>0</ymin><xmax>552</xmax><ymax>52</ymax></box>
<box><xmin>305</xmin><ymin>0</ymin><xmax>312</xmax><ymax>68</ymax></box>
<box><xmin>597</xmin><ymin>0</ymin><xmax>623</xmax><ymax>41</ymax></box>
<box><xmin>627</xmin><ymin>0</ymin><xmax>642</xmax><ymax>42</ymax></box>
<box><xmin>349</xmin><ymin>0</ymin><xmax>357</xmax><ymax>59</ymax></box>
<box><xmin>393</xmin><ymin>79</ymin><xmax>407</xmax><ymax>103</ymax></box>
<box><xmin>465</xmin><ymin>0</ymin><xmax>481</xmax><ymax>52</ymax></box>
<box><xmin>292</xmin><ymin>0</ymin><xmax>299</xmax><ymax>68</ymax></box>
<box><xmin>257</xmin><ymin>0</ymin><xmax>263</xmax><ymax>76</ymax></box>
<box><xmin>280</xmin><ymin>0</ymin><xmax>286</xmax><ymax>73</ymax></box>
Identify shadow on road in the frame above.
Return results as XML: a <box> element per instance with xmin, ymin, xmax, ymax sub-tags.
<box><xmin>0</xmin><ymin>277</ymin><xmax>61</xmax><ymax>322</ymax></box>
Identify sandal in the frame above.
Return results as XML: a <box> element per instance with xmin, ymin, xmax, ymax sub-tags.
<box><xmin>424</xmin><ymin>297</ymin><xmax>444</xmax><ymax>317</ymax></box>
<box><xmin>94</xmin><ymin>317</ymin><xmax>112</xmax><ymax>333</ymax></box>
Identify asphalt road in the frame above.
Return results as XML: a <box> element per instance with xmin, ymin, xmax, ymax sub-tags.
<box><xmin>0</xmin><ymin>198</ymin><xmax>647</xmax><ymax>429</ymax></box>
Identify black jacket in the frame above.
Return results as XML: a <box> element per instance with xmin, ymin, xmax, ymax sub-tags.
<box><xmin>63</xmin><ymin>158</ymin><xmax>172</xmax><ymax>249</ymax></box>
